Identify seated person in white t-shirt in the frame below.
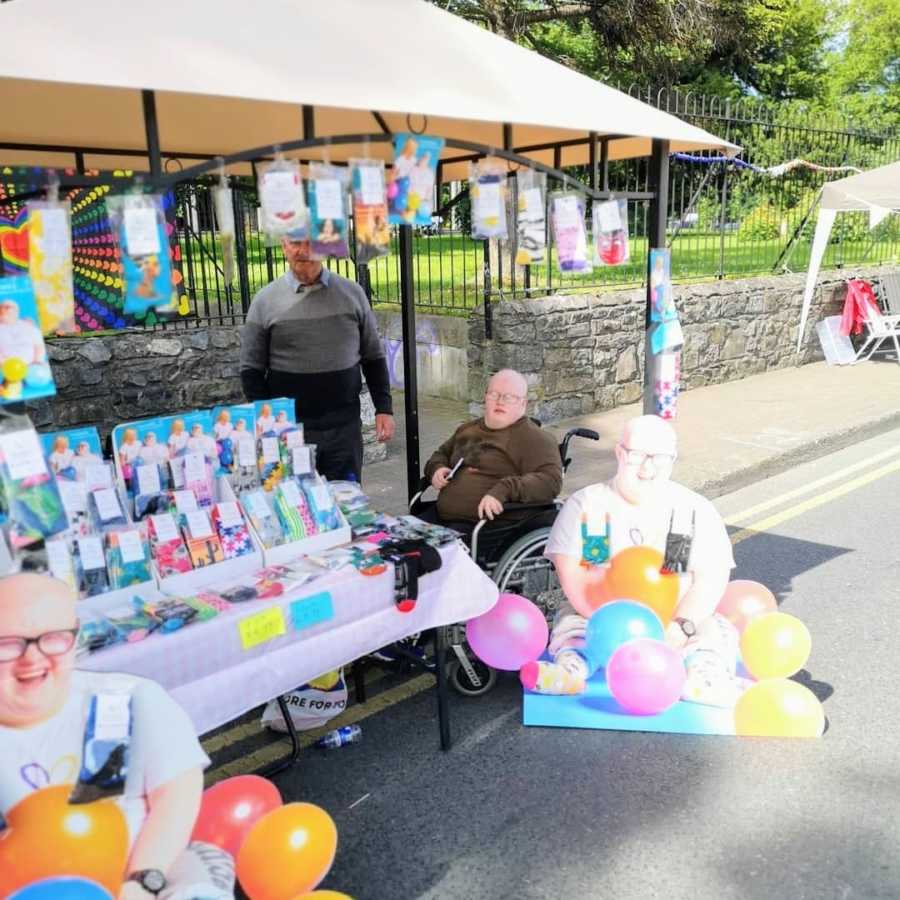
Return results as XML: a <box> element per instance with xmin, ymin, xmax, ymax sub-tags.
<box><xmin>48</xmin><ymin>436</ymin><xmax>75</xmax><ymax>476</ymax></box>
<box><xmin>186</xmin><ymin>424</ymin><xmax>218</xmax><ymax>462</ymax></box>
<box><xmin>0</xmin><ymin>575</ymin><xmax>235</xmax><ymax>900</ymax></box>
<box><xmin>138</xmin><ymin>432</ymin><xmax>171</xmax><ymax>466</ymax></box>
<box><xmin>522</xmin><ymin>415</ymin><xmax>739</xmax><ymax>706</ymax></box>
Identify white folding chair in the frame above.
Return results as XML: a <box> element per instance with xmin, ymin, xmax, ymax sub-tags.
<box><xmin>854</xmin><ymin>301</ymin><xmax>900</xmax><ymax>364</ymax></box>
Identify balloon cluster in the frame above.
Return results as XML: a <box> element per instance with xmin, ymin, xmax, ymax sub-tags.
<box><xmin>0</xmin><ymin>778</ymin><xmax>351</xmax><ymax>900</ymax></box>
<box><xmin>191</xmin><ymin>776</ymin><xmax>348</xmax><ymax>899</ymax></box>
<box><xmin>0</xmin><ymin>356</ymin><xmax>53</xmax><ymax>400</ymax></box>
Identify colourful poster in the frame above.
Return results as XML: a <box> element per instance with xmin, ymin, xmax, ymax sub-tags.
<box><xmin>0</xmin><ymin>275</ymin><xmax>56</xmax><ymax>403</ymax></box>
<box><xmin>388</xmin><ymin>133</ymin><xmax>444</xmax><ymax>226</ymax></box>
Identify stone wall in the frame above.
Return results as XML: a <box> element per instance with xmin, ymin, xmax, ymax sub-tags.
<box><xmin>467</xmin><ymin>266</ymin><xmax>898</xmax><ymax>422</ymax></box>
<box><xmin>29</xmin><ymin>328</ymin><xmax>386</xmax><ymax>463</ymax></box>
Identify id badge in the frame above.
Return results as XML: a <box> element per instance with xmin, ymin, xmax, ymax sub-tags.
<box><xmin>580</xmin><ymin>513</ymin><xmax>610</xmax><ymax>567</ymax></box>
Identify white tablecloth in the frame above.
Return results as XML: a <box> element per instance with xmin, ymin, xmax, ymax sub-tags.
<box><xmin>80</xmin><ymin>542</ymin><xmax>498</xmax><ymax>735</ymax></box>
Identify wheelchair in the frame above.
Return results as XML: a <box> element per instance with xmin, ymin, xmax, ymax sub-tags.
<box><xmin>409</xmin><ymin>425</ymin><xmax>599</xmax><ymax>696</ymax></box>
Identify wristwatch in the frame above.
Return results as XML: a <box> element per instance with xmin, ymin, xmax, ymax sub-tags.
<box><xmin>673</xmin><ymin>617</ymin><xmax>697</xmax><ymax>638</ymax></box>
<box><xmin>126</xmin><ymin>869</ymin><xmax>167</xmax><ymax>895</ymax></box>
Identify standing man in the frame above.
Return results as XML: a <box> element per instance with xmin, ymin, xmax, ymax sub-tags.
<box><xmin>239</xmin><ymin>234</ymin><xmax>395</xmax><ymax>483</ymax></box>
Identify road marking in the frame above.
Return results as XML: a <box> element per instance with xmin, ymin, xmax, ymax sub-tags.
<box><xmin>349</xmin><ymin>793</ymin><xmax>371</xmax><ymax>810</ymax></box>
<box><xmin>205</xmin><ymin>673</ymin><xmax>434</xmax><ymax>782</ymax></box>
<box><xmin>730</xmin><ymin>457</ymin><xmax>900</xmax><ymax>545</ymax></box>
<box><xmin>724</xmin><ymin>442</ymin><xmax>900</xmax><ymax>525</ymax></box>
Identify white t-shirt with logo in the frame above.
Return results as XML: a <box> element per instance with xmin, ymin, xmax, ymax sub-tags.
<box><xmin>0</xmin><ymin>671</ymin><xmax>208</xmax><ymax>846</ymax></box>
<box><xmin>545</xmin><ymin>480</ymin><xmax>735</xmax><ymax>579</ymax></box>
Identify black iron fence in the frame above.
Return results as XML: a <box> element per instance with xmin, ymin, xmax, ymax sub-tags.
<box><xmin>174</xmin><ymin>87</ymin><xmax>900</xmax><ymax>325</ymax></box>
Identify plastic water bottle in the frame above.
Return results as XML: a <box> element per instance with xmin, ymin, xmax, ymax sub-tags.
<box><xmin>315</xmin><ymin>724</ymin><xmax>362</xmax><ymax>750</ymax></box>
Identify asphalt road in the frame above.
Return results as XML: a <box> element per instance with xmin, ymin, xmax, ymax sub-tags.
<box><xmin>251</xmin><ymin>428</ymin><xmax>900</xmax><ymax>900</ymax></box>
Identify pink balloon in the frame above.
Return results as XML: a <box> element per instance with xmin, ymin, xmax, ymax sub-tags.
<box><xmin>716</xmin><ymin>580</ymin><xmax>777</xmax><ymax>633</ymax></box>
<box><xmin>387</xmin><ymin>181</ymin><xmax>399</xmax><ymax>199</ymax></box>
<box><xmin>466</xmin><ymin>592</ymin><xmax>549</xmax><ymax>671</ymax></box>
<box><xmin>606</xmin><ymin>638</ymin><xmax>685</xmax><ymax>715</ymax></box>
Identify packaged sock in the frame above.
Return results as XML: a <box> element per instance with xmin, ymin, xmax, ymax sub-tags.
<box><xmin>239</xmin><ymin>488</ymin><xmax>285</xmax><ymax>548</ymax></box>
<box><xmin>274</xmin><ymin>479</ymin><xmax>315</xmax><ymax>542</ymax></box>
<box><xmin>258</xmin><ymin>436</ymin><xmax>285</xmax><ymax>490</ymax></box>
<box><xmin>132</xmin><ymin>461</ymin><xmax>169</xmax><ymax>521</ymax></box>
<box><xmin>301</xmin><ymin>476</ymin><xmax>340</xmax><ymax>531</ymax></box>
<box><xmin>148</xmin><ymin>512</ymin><xmax>192</xmax><ymax>576</ymax></box>
<box><xmin>76</xmin><ymin>535</ymin><xmax>111</xmax><ymax>597</ymax></box>
<box><xmin>140</xmin><ymin>597</ymin><xmax>199</xmax><ymax>634</ymax></box>
<box><xmin>88</xmin><ymin>487</ymin><xmax>129</xmax><ymax>534</ymax></box>
<box><xmin>181</xmin><ymin>509</ymin><xmax>225</xmax><ymax>567</ymax></box>
<box><xmin>105</xmin><ymin>529</ymin><xmax>153</xmax><ymax>589</ymax></box>
<box><xmin>211</xmin><ymin>501</ymin><xmax>254</xmax><ymax>559</ymax></box>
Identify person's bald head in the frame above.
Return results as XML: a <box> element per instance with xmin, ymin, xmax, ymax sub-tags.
<box><xmin>0</xmin><ymin>574</ymin><xmax>77</xmax><ymax>728</ymax></box>
<box><xmin>484</xmin><ymin>369</ymin><xmax>528</xmax><ymax>430</ymax></box>
<box><xmin>614</xmin><ymin>415</ymin><xmax>678</xmax><ymax>505</ymax></box>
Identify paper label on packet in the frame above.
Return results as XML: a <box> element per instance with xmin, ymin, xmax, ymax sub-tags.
<box><xmin>262</xmin><ymin>171</ymin><xmax>301</xmax><ymax>217</ymax></box>
<box><xmin>183</xmin><ymin>452</ymin><xmax>206</xmax><ymax>484</ymax></box>
<box><xmin>58</xmin><ymin>479</ymin><xmax>88</xmax><ymax>515</ymax></box>
<box><xmin>123</xmin><ymin>207</ymin><xmax>161</xmax><ymax>256</ymax></box>
<box><xmin>46</xmin><ymin>539</ymin><xmax>72</xmax><ymax>580</ymax></box>
<box><xmin>216</xmin><ymin>501</ymin><xmax>243</xmax><ymax>528</ymax></box>
<box><xmin>85</xmin><ymin>462</ymin><xmax>113</xmax><ymax>491</ymax></box>
<box><xmin>476</xmin><ymin>182</ymin><xmax>501</xmax><ymax>219</ymax></box>
<box><xmin>78</xmin><ymin>536</ymin><xmax>106</xmax><ymax>571</ymax></box>
<box><xmin>186</xmin><ymin>510</ymin><xmax>214</xmax><ymax>539</ymax></box>
<box><xmin>261</xmin><ymin>437</ymin><xmax>279</xmax><ymax>464</ymax></box>
<box><xmin>93</xmin><ymin>487</ymin><xmax>123</xmax><ymax>521</ymax></box>
<box><xmin>280</xmin><ymin>480</ymin><xmax>302</xmax><ymax>507</ymax></box>
<box><xmin>94</xmin><ymin>693</ymin><xmax>131</xmax><ymax>742</ymax></box>
<box><xmin>39</xmin><ymin>207</ymin><xmax>71</xmax><ymax>259</ymax></box>
<box><xmin>237</xmin><ymin>438</ymin><xmax>256</xmax><ymax>467</ymax></box>
<box><xmin>596</xmin><ymin>199</ymin><xmax>622</xmax><ymax>232</ymax></box>
<box><xmin>173</xmin><ymin>490</ymin><xmax>198</xmax><ymax>514</ymax></box>
<box><xmin>358</xmin><ymin>166</ymin><xmax>385</xmax><ymax>205</ymax></box>
<box><xmin>310</xmin><ymin>484</ymin><xmax>332</xmax><ymax>510</ymax></box>
<box><xmin>553</xmin><ymin>196</ymin><xmax>581</xmax><ymax>229</ymax></box>
<box><xmin>150</xmin><ymin>513</ymin><xmax>179</xmax><ymax>543</ymax></box>
<box><xmin>0</xmin><ymin>431</ymin><xmax>48</xmax><ymax>480</ymax></box>
<box><xmin>117</xmin><ymin>529</ymin><xmax>145</xmax><ymax>563</ymax></box>
<box><xmin>244</xmin><ymin>492</ymin><xmax>272</xmax><ymax>520</ymax></box>
<box><xmin>136</xmin><ymin>464</ymin><xmax>161</xmax><ymax>496</ymax></box>
<box><xmin>283</xmin><ymin>430</ymin><xmax>303</xmax><ymax>450</ymax></box>
<box><xmin>292</xmin><ymin>447</ymin><xmax>312</xmax><ymax>475</ymax></box>
<box><xmin>315</xmin><ymin>179</ymin><xmax>344</xmax><ymax>220</ymax></box>
<box><xmin>522</xmin><ymin>187</ymin><xmax>544</xmax><ymax>221</ymax></box>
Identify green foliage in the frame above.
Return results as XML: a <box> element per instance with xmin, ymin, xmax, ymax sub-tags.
<box><xmin>737</xmin><ymin>203</ymin><xmax>782</xmax><ymax>241</ymax></box>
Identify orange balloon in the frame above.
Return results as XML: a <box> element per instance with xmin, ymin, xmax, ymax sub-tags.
<box><xmin>292</xmin><ymin>893</ymin><xmax>354</xmax><ymax>899</ymax></box>
<box><xmin>587</xmin><ymin>546</ymin><xmax>680</xmax><ymax>623</ymax></box>
<box><xmin>237</xmin><ymin>802</ymin><xmax>338</xmax><ymax>900</ymax></box>
<box><xmin>0</xmin><ymin>785</ymin><xmax>129</xmax><ymax>897</ymax></box>
<box><xmin>740</xmin><ymin>612</ymin><xmax>811</xmax><ymax>680</ymax></box>
<box><xmin>734</xmin><ymin>679</ymin><xmax>824</xmax><ymax>738</ymax></box>
<box><xmin>717</xmin><ymin>580</ymin><xmax>777</xmax><ymax>632</ymax></box>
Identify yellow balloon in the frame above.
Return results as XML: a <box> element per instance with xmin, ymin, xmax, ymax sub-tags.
<box><xmin>734</xmin><ymin>679</ymin><xmax>824</xmax><ymax>738</ymax></box>
<box><xmin>740</xmin><ymin>612</ymin><xmax>811</xmax><ymax>680</ymax></box>
<box><xmin>292</xmin><ymin>893</ymin><xmax>354</xmax><ymax>899</ymax></box>
<box><xmin>2</xmin><ymin>357</ymin><xmax>28</xmax><ymax>384</ymax></box>
<box><xmin>407</xmin><ymin>192</ymin><xmax>421</xmax><ymax>211</ymax></box>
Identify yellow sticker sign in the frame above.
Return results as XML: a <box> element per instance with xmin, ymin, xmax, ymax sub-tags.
<box><xmin>238</xmin><ymin>606</ymin><xmax>287</xmax><ymax>651</ymax></box>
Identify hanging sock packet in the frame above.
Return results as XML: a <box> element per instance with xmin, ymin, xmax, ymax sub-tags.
<box><xmin>258</xmin><ymin>435</ymin><xmax>285</xmax><ymax>491</ymax></box>
<box><xmin>551</xmin><ymin>192</ymin><xmax>591</xmax><ymax>273</ymax></box>
<box><xmin>469</xmin><ymin>158</ymin><xmax>508</xmax><ymax>240</ymax></box>
<box><xmin>239</xmin><ymin>488</ymin><xmax>285</xmax><ymax>548</ymax></box>
<box><xmin>514</xmin><ymin>168</ymin><xmax>547</xmax><ymax>265</ymax></box>
<box><xmin>88</xmin><ymin>487</ymin><xmax>129</xmax><ymax>534</ymax></box>
<box><xmin>178</xmin><ymin>451</ymin><xmax>215</xmax><ymax>508</ymax></box>
<box><xmin>284</xmin><ymin>442</ymin><xmax>316</xmax><ymax>479</ymax></box>
<box><xmin>302</xmin><ymin>476</ymin><xmax>340</xmax><ymax>532</ymax></box>
<box><xmin>181</xmin><ymin>508</ymin><xmax>225</xmax><ymax>567</ymax></box>
<box><xmin>148</xmin><ymin>512</ymin><xmax>192</xmax><ymax>576</ymax></box>
<box><xmin>106</xmin><ymin>194</ymin><xmax>175</xmax><ymax>316</ymax></box>
<box><xmin>258</xmin><ymin>157</ymin><xmax>307</xmax><ymax>244</ymax></box>
<box><xmin>308</xmin><ymin>162</ymin><xmax>351</xmax><ymax>259</ymax></box>
<box><xmin>131</xmin><ymin>460</ymin><xmax>169</xmax><ymax>520</ymax></box>
<box><xmin>350</xmin><ymin>158</ymin><xmax>391</xmax><ymax>263</ymax></box>
<box><xmin>213</xmin><ymin>177</ymin><xmax>237</xmax><ymax>285</ymax></box>
<box><xmin>273</xmin><ymin>479</ymin><xmax>312</xmax><ymax>542</ymax></box>
<box><xmin>75</xmin><ymin>535</ymin><xmax>110</xmax><ymax>597</ymax></box>
<box><xmin>388</xmin><ymin>132</ymin><xmax>445</xmax><ymax>226</ymax></box>
<box><xmin>593</xmin><ymin>198</ymin><xmax>630</xmax><ymax>267</ymax></box>
<box><xmin>211</xmin><ymin>501</ymin><xmax>254</xmax><ymax>560</ymax></box>
<box><xmin>105</xmin><ymin>529</ymin><xmax>152</xmax><ymax>590</ymax></box>
<box><xmin>231</xmin><ymin>435</ymin><xmax>261</xmax><ymax>492</ymax></box>
<box><xmin>27</xmin><ymin>199</ymin><xmax>77</xmax><ymax>335</ymax></box>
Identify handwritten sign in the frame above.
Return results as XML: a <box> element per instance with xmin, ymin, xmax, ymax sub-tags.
<box><xmin>238</xmin><ymin>606</ymin><xmax>287</xmax><ymax>650</ymax></box>
<box><xmin>289</xmin><ymin>591</ymin><xmax>335</xmax><ymax>631</ymax></box>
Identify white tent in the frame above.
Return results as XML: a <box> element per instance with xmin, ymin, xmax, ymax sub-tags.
<box><xmin>797</xmin><ymin>160</ymin><xmax>900</xmax><ymax>351</ymax></box>
<box><xmin>0</xmin><ymin>0</ymin><xmax>738</xmax><ymax>174</ymax></box>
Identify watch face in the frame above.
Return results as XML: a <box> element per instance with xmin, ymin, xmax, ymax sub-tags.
<box><xmin>677</xmin><ymin>618</ymin><xmax>697</xmax><ymax>637</ymax></box>
<box><xmin>140</xmin><ymin>870</ymin><xmax>167</xmax><ymax>893</ymax></box>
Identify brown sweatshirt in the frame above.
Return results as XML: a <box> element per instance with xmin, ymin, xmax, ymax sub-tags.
<box><xmin>423</xmin><ymin>416</ymin><xmax>563</xmax><ymax>522</ymax></box>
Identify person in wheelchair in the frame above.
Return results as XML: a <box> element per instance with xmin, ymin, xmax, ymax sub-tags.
<box><xmin>420</xmin><ymin>369</ymin><xmax>562</xmax><ymax>530</ymax></box>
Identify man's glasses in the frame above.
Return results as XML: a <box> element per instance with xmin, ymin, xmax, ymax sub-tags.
<box><xmin>0</xmin><ymin>629</ymin><xmax>78</xmax><ymax>663</ymax></box>
<box><xmin>619</xmin><ymin>445</ymin><xmax>676</xmax><ymax>468</ymax></box>
<box><xmin>485</xmin><ymin>391</ymin><xmax>525</xmax><ymax>404</ymax></box>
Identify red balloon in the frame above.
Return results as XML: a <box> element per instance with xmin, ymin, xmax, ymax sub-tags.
<box><xmin>191</xmin><ymin>776</ymin><xmax>282</xmax><ymax>858</ymax></box>
<box><xmin>716</xmin><ymin>580</ymin><xmax>777</xmax><ymax>633</ymax></box>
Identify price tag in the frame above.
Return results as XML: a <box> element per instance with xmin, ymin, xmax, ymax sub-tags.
<box><xmin>77</xmin><ymin>536</ymin><xmax>105</xmax><ymax>571</ymax></box>
<box><xmin>136</xmin><ymin>464</ymin><xmax>161</xmax><ymax>496</ymax></box>
<box><xmin>238</xmin><ymin>606</ymin><xmax>287</xmax><ymax>650</ymax></box>
<box><xmin>186</xmin><ymin>509</ymin><xmax>213</xmax><ymax>539</ymax></box>
<box><xmin>46</xmin><ymin>539</ymin><xmax>72</xmax><ymax>580</ymax></box>
<box><xmin>93</xmin><ymin>488</ymin><xmax>122</xmax><ymax>522</ymax></box>
<box><xmin>476</xmin><ymin>182</ymin><xmax>501</xmax><ymax>219</ymax></box>
<box><xmin>85</xmin><ymin>462</ymin><xmax>112</xmax><ymax>490</ymax></box>
<box><xmin>94</xmin><ymin>693</ymin><xmax>131</xmax><ymax>742</ymax></box>
<box><xmin>39</xmin><ymin>207</ymin><xmax>71</xmax><ymax>258</ymax></box>
<box><xmin>315</xmin><ymin>178</ymin><xmax>344</xmax><ymax>220</ymax></box>
<box><xmin>58</xmin><ymin>480</ymin><xmax>87</xmax><ymax>515</ymax></box>
<box><xmin>169</xmin><ymin>458</ymin><xmax>185</xmax><ymax>489</ymax></box>
<box><xmin>261</xmin><ymin>437</ymin><xmax>279</xmax><ymax>464</ymax></box>
<box><xmin>292</xmin><ymin>447</ymin><xmax>312</xmax><ymax>476</ymax></box>
<box><xmin>123</xmin><ymin>206</ymin><xmax>161</xmax><ymax>256</ymax></box>
<box><xmin>310</xmin><ymin>483</ymin><xmax>332</xmax><ymax>510</ymax></box>
<box><xmin>280</xmin><ymin>479</ymin><xmax>302</xmax><ymax>507</ymax></box>
<box><xmin>150</xmin><ymin>513</ymin><xmax>179</xmax><ymax>543</ymax></box>
<box><xmin>263</xmin><ymin>171</ymin><xmax>302</xmax><ymax>216</ymax></box>
<box><xmin>117</xmin><ymin>530</ymin><xmax>145</xmax><ymax>564</ymax></box>
<box><xmin>283</xmin><ymin>430</ymin><xmax>303</xmax><ymax>449</ymax></box>
<box><xmin>216</xmin><ymin>501</ymin><xmax>242</xmax><ymax>528</ymax></box>
<box><xmin>289</xmin><ymin>591</ymin><xmax>335</xmax><ymax>631</ymax></box>
<box><xmin>183</xmin><ymin>452</ymin><xmax>206</xmax><ymax>484</ymax></box>
<box><xmin>0</xmin><ymin>431</ymin><xmax>48</xmax><ymax>480</ymax></box>
<box><xmin>358</xmin><ymin>166</ymin><xmax>385</xmax><ymax>205</ymax></box>
<box><xmin>173</xmin><ymin>490</ymin><xmax>198</xmax><ymax>514</ymax></box>
<box><xmin>237</xmin><ymin>438</ymin><xmax>256</xmax><ymax>467</ymax></box>
<box><xmin>522</xmin><ymin>187</ymin><xmax>544</xmax><ymax>221</ymax></box>
<box><xmin>553</xmin><ymin>195</ymin><xmax>581</xmax><ymax>229</ymax></box>
<box><xmin>596</xmin><ymin>199</ymin><xmax>622</xmax><ymax>232</ymax></box>
<box><xmin>244</xmin><ymin>491</ymin><xmax>272</xmax><ymax>520</ymax></box>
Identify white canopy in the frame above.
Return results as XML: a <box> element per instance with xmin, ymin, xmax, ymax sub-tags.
<box><xmin>797</xmin><ymin>161</ymin><xmax>900</xmax><ymax>351</ymax></box>
<box><xmin>0</xmin><ymin>0</ymin><xmax>738</xmax><ymax>178</ymax></box>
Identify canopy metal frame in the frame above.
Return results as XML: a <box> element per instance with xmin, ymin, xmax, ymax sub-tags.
<box><xmin>3</xmin><ymin>91</ymin><xmax>671</xmax><ymax>499</ymax></box>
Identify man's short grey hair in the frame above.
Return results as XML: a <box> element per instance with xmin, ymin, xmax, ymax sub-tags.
<box><xmin>488</xmin><ymin>369</ymin><xmax>528</xmax><ymax>398</ymax></box>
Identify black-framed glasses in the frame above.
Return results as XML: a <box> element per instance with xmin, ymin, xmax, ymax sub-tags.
<box><xmin>485</xmin><ymin>390</ymin><xmax>525</xmax><ymax>404</ymax></box>
<box><xmin>619</xmin><ymin>445</ymin><xmax>676</xmax><ymax>467</ymax></box>
<box><xmin>0</xmin><ymin>629</ymin><xmax>78</xmax><ymax>663</ymax></box>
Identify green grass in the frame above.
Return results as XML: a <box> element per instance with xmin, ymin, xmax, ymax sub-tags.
<box><xmin>180</xmin><ymin>230</ymin><xmax>899</xmax><ymax>319</ymax></box>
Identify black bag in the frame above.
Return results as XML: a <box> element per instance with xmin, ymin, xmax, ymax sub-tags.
<box><xmin>377</xmin><ymin>539</ymin><xmax>442</xmax><ymax>612</ymax></box>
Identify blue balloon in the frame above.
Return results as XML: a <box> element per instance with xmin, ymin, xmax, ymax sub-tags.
<box><xmin>584</xmin><ymin>600</ymin><xmax>664</xmax><ymax>672</ymax></box>
<box><xmin>9</xmin><ymin>878</ymin><xmax>112</xmax><ymax>900</ymax></box>
<box><xmin>24</xmin><ymin>363</ymin><xmax>53</xmax><ymax>388</ymax></box>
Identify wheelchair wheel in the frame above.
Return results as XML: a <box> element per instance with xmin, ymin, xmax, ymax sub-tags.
<box><xmin>491</xmin><ymin>526</ymin><xmax>564</xmax><ymax>624</ymax></box>
<box><xmin>441</xmin><ymin>624</ymin><xmax>498</xmax><ymax>697</ymax></box>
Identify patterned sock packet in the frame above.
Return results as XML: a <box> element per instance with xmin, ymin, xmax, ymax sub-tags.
<box><xmin>139</xmin><ymin>597</ymin><xmax>200</xmax><ymax>634</ymax></box>
<box><xmin>180</xmin><ymin>452</ymin><xmax>216</xmax><ymax>508</ymax></box>
<box><xmin>231</xmin><ymin>436</ymin><xmax>261</xmax><ymax>492</ymax></box>
<box><xmin>301</xmin><ymin>476</ymin><xmax>340</xmax><ymax>531</ymax></box>
<box><xmin>132</xmin><ymin>461</ymin><xmax>170</xmax><ymax>521</ymax></box>
<box><xmin>274</xmin><ymin>478</ymin><xmax>318</xmax><ymax>542</ymax></box>
<box><xmin>180</xmin><ymin>590</ymin><xmax>230</xmax><ymax>622</ymax></box>
<box><xmin>88</xmin><ymin>487</ymin><xmax>130</xmax><ymax>534</ymax></box>
<box><xmin>258</xmin><ymin>435</ymin><xmax>285</xmax><ymax>490</ymax></box>
<box><xmin>211</xmin><ymin>501</ymin><xmax>255</xmax><ymax>559</ymax></box>
<box><xmin>181</xmin><ymin>508</ymin><xmax>225</xmax><ymax>567</ymax></box>
<box><xmin>105</xmin><ymin>529</ymin><xmax>153</xmax><ymax>589</ymax></box>
<box><xmin>147</xmin><ymin>512</ymin><xmax>193</xmax><ymax>575</ymax></box>
<box><xmin>238</xmin><ymin>488</ymin><xmax>285</xmax><ymax>548</ymax></box>
<box><xmin>75</xmin><ymin>534</ymin><xmax>110</xmax><ymax>597</ymax></box>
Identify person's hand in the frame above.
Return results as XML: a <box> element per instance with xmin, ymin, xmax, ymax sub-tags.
<box><xmin>665</xmin><ymin>621</ymin><xmax>689</xmax><ymax>651</ymax></box>
<box><xmin>477</xmin><ymin>495</ymin><xmax>504</xmax><ymax>521</ymax></box>
<box><xmin>431</xmin><ymin>467</ymin><xmax>452</xmax><ymax>491</ymax></box>
<box><xmin>375</xmin><ymin>414</ymin><xmax>395</xmax><ymax>442</ymax></box>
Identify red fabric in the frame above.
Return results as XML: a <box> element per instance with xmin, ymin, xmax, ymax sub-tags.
<box><xmin>840</xmin><ymin>279</ymin><xmax>881</xmax><ymax>336</ymax></box>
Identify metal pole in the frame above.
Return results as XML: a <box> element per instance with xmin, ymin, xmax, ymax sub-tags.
<box><xmin>302</xmin><ymin>105</ymin><xmax>315</xmax><ymax>141</ymax></box>
<box><xmin>398</xmin><ymin>224</ymin><xmax>420</xmax><ymax>502</ymax></box>
<box><xmin>141</xmin><ymin>89</ymin><xmax>163</xmax><ymax>181</ymax></box>
<box><xmin>600</xmin><ymin>138</ymin><xmax>610</xmax><ymax>192</ymax></box>
<box><xmin>644</xmin><ymin>139</ymin><xmax>670</xmax><ymax>415</ymax></box>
